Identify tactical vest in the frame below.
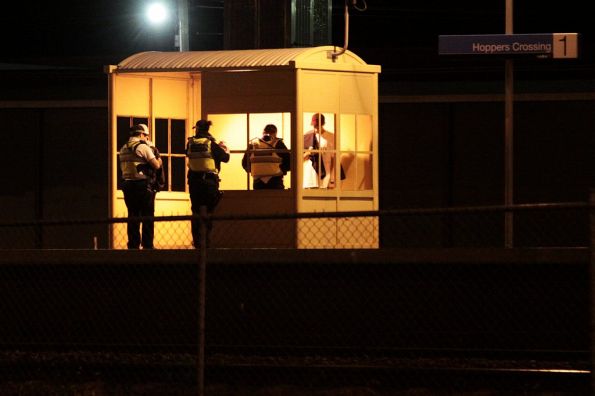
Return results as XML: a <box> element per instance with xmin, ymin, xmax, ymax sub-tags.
<box><xmin>187</xmin><ymin>137</ymin><xmax>217</xmax><ymax>173</ymax></box>
<box><xmin>119</xmin><ymin>141</ymin><xmax>148</xmax><ymax>180</ymax></box>
<box><xmin>249</xmin><ymin>139</ymin><xmax>283</xmax><ymax>178</ymax></box>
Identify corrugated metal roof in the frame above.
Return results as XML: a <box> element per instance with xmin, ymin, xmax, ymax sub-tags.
<box><xmin>115</xmin><ymin>46</ymin><xmax>373</xmax><ymax>72</ymax></box>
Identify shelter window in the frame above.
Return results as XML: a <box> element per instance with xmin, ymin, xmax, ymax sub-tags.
<box><xmin>302</xmin><ymin>112</ymin><xmax>373</xmax><ymax>191</ymax></box>
<box><xmin>154</xmin><ymin>118</ymin><xmax>186</xmax><ymax>192</ymax></box>
<box><xmin>207</xmin><ymin>113</ymin><xmax>292</xmax><ymax>190</ymax></box>
<box><xmin>116</xmin><ymin>116</ymin><xmax>186</xmax><ymax>192</ymax></box>
<box><xmin>302</xmin><ymin>112</ymin><xmax>337</xmax><ymax>189</ymax></box>
<box><xmin>339</xmin><ymin>114</ymin><xmax>373</xmax><ymax>191</ymax></box>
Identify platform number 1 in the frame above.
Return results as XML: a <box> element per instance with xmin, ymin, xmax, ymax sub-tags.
<box><xmin>552</xmin><ymin>33</ymin><xmax>578</xmax><ymax>59</ymax></box>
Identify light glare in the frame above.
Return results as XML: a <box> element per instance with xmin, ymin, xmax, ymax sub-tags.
<box><xmin>146</xmin><ymin>3</ymin><xmax>168</xmax><ymax>25</ymax></box>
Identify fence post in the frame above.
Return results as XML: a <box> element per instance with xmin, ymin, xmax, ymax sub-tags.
<box><xmin>590</xmin><ymin>190</ymin><xmax>595</xmax><ymax>395</ymax></box>
<box><xmin>198</xmin><ymin>205</ymin><xmax>208</xmax><ymax>396</ymax></box>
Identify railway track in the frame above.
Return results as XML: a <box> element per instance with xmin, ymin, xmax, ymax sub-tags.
<box><xmin>0</xmin><ymin>346</ymin><xmax>589</xmax><ymax>394</ymax></box>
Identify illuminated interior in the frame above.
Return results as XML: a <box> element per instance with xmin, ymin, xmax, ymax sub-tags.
<box><xmin>207</xmin><ymin>112</ymin><xmax>292</xmax><ymax>191</ymax></box>
<box><xmin>108</xmin><ymin>46</ymin><xmax>380</xmax><ymax>249</ymax></box>
<box><xmin>302</xmin><ymin>112</ymin><xmax>373</xmax><ymax>192</ymax></box>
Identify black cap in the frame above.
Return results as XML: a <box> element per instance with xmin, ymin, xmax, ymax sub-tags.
<box><xmin>193</xmin><ymin>119</ymin><xmax>211</xmax><ymax>131</ymax></box>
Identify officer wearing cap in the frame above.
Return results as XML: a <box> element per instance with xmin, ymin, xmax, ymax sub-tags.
<box><xmin>186</xmin><ymin>119</ymin><xmax>230</xmax><ymax>248</ymax></box>
<box><xmin>119</xmin><ymin>123</ymin><xmax>162</xmax><ymax>249</ymax></box>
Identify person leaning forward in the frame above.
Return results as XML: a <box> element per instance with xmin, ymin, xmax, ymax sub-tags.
<box><xmin>186</xmin><ymin>119</ymin><xmax>230</xmax><ymax>248</ymax></box>
<box><xmin>242</xmin><ymin>124</ymin><xmax>290</xmax><ymax>190</ymax></box>
<box><xmin>119</xmin><ymin>123</ymin><xmax>163</xmax><ymax>249</ymax></box>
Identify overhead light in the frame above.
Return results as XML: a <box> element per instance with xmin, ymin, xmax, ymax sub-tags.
<box><xmin>146</xmin><ymin>3</ymin><xmax>169</xmax><ymax>26</ymax></box>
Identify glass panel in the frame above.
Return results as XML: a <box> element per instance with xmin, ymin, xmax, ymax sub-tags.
<box><xmin>116</xmin><ymin>116</ymin><xmax>131</xmax><ymax>150</ymax></box>
<box><xmin>340</xmin><ymin>153</ymin><xmax>373</xmax><ymax>191</ymax></box>
<box><xmin>303</xmin><ymin>151</ymin><xmax>337</xmax><ymax>189</ymax></box>
<box><xmin>248</xmin><ymin>112</ymin><xmax>291</xmax><ymax>148</ymax></box>
<box><xmin>171</xmin><ymin>157</ymin><xmax>186</xmax><ymax>192</ymax></box>
<box><xmin>321</xmin><ymin>152</ymin><xmax>337</xmax><ymax>189</ymax></box>
<box><xmin>207</xmin><ymin>114</ymin><xmax>247</xmax><ymax>151</ymax></box>
<box><xmin>155</xmin><ymin>118</ymin><xmax>168</xmax><ymax>154</ymax></box>
<box><xmin>171</xmin><ymin>119</ymin><xmax>186</xmax><ymax>154</ymax></box>
<box><xmin>219</xmin><ymin>153</ymin><xmax>248</xmax><ymax>191</ymax></box>
<box><xmin>282</xmin><ymin>112</ymin><xmax>291</xmax><ymax>149</ymax></box>
<box><xmin>249</xmin><ymin>113</ymin><xmax>276</xmax><ymax>141</ymax></box>
<box><xmin>206</xmin><ymin>113</ymin><xmax>292</xmax><ymax>191</ymax></box>
<box><xmin>356</xmin><ymin>153</ymin><xmax>373</xmax><ymax>190</ymax></box>
<box><xmin>339</xmin><ymin>113</ymin><xmax>373</xmax><ymax>191</ymax></box>
<box><xmin>356</xmin><ymin>114</ymin><xmax>373</xmax><ymax>152</ymax></box>
<box><xmin>208</xmin><ymin>114</ymin><xmax>248</xmax><ymax>190</ymax></box>
<box><xmin>339</xmin><ymin>113</ymin><xmax>356</xmax><ymax>151</ymax></box>
<box><xmin>339</xmin><ymin>152</ymin><xmax>356</xmax><ymax>191</ymax></box>
<box><xmin>161</xmin><ymin>157</ymin><xmax>170</xmax><ymax>190</ymax></box>
<box><xmin>132</xmin><ymin>117</ymin><xmax>148</xmax><ymax>127</ymax></box>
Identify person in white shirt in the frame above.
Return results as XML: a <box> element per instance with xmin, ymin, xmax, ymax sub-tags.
<box><xmin>303</xmin><ymin>113</ymin><xmax>336</xmax><ymax>189</ymax></box>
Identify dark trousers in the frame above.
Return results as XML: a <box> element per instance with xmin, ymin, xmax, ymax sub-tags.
<box><xmin>253</xmin><ymin>176</ymin><xmax>285</xmax><ymax>190</ymax></box>
<box><xmin>123</xmin><ymin>180</ymin><xmax>156</xmax><ymax>249</ymax></box>
<box><xmin>188</xmin><ymin>173</ymin><xmax>221</xmax><ymax>248</ymax></box>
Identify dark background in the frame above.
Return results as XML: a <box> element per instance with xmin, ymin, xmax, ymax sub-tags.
<box><xmin>0</xmin><ymin>1</ymin><xmax>593</xmax><ymax>248</ymax></box>
<box><xmin>1</xmin><ymin>0</ymin><xmax>593</xmax><ymax>81</ymax></box>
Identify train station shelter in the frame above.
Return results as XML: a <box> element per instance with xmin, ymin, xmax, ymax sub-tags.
<box><xmin>106</xmin><ymin>46</ymin><xmax>381</xmax><ymax>249</ymax></box>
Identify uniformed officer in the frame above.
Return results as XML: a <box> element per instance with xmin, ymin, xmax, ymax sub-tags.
<box><xmin>119</xmin><ymin>123</ymin><xmax>162</xmax><ymax>249</ymax></box>
<box><xmin>186</xmin><ymin>119</ymin><xmax>230</xmax><ymax>248</ymax></box>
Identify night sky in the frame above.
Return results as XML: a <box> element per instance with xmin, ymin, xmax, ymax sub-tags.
<box><xmin>0</xmin><ymin>0</ymin><xmax>593</xmax><ymax>79</ymax></box>
<box><xmin>0</xmin><ymin>0</ymin><xmax>224</xmax><ymax>64</ymax></box>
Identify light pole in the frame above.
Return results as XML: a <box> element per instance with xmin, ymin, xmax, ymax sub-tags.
<box><xmin>504</xmin><ymin>0</ymin><xmax>513</xmax><ymax>248</ymax></box>
<box><xmin>177</xmin><ymin>0</ymin><xmax>189</xmax><ymax>51</ymax></box>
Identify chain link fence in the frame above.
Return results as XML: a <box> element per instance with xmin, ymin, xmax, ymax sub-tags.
<box><xmin>0</xmin><ymin>201</ymin><xmax>592</xmax><ymax>394</ymax></box>
<box><xmin>0</xmin><ymin>201</ymin><xmax>590</xmax><ymax>249</ymax></box>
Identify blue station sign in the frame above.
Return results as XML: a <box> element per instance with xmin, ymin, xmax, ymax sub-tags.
<box><xmin>438</xmin><ymin>33</ymin><xmax>579</xmax><ymax>59</ymax></box>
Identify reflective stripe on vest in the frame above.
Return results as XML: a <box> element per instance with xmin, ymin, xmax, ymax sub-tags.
<box><xmin>187</xmin><ymin>137</ymin><xmax>217</xmax><ymax>173</ymax></box>
<box><xmin>120</xmin><ymin>141</ymin><xmax>148</xmax><ymax>180</ymax></box>
<box><xmin>249</xmin><ymin>139</ymin><xmax>283</xmax><ymax>178</ymax></box>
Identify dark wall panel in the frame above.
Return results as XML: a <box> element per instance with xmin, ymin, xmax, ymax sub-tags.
<box><xmin>379</xmin><ymin>102</ymin><xmax>451</xmax><ymax>209</ymax></box>
<box><xmin>0</xmin><ymin>109</ymin><xmax>41</xmax><ymax>221</ymax></box>
<box><xmin>515</xmin><ymin>100</ymin><xmax>595</xmax><ymax>203</ymax></box>
<box><xmin>379</xmin><ymin>99</ymin><xmax>592</xmax><ymax>248</ymax></box>
<box><xmin>0</xmin><ymin>107</ymin><xmax>108</xmax><ymax>248</ymax></box>
<box><xmin>451</xmin><ymin>102</ymin><xmax>504</xmax><ymax>205</ymax></box>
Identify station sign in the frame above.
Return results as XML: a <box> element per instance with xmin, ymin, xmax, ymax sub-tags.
<box><xmin>438</xmin><ymin>33</ymin><xmax>579</xmax><ymax>59</ymax></box>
